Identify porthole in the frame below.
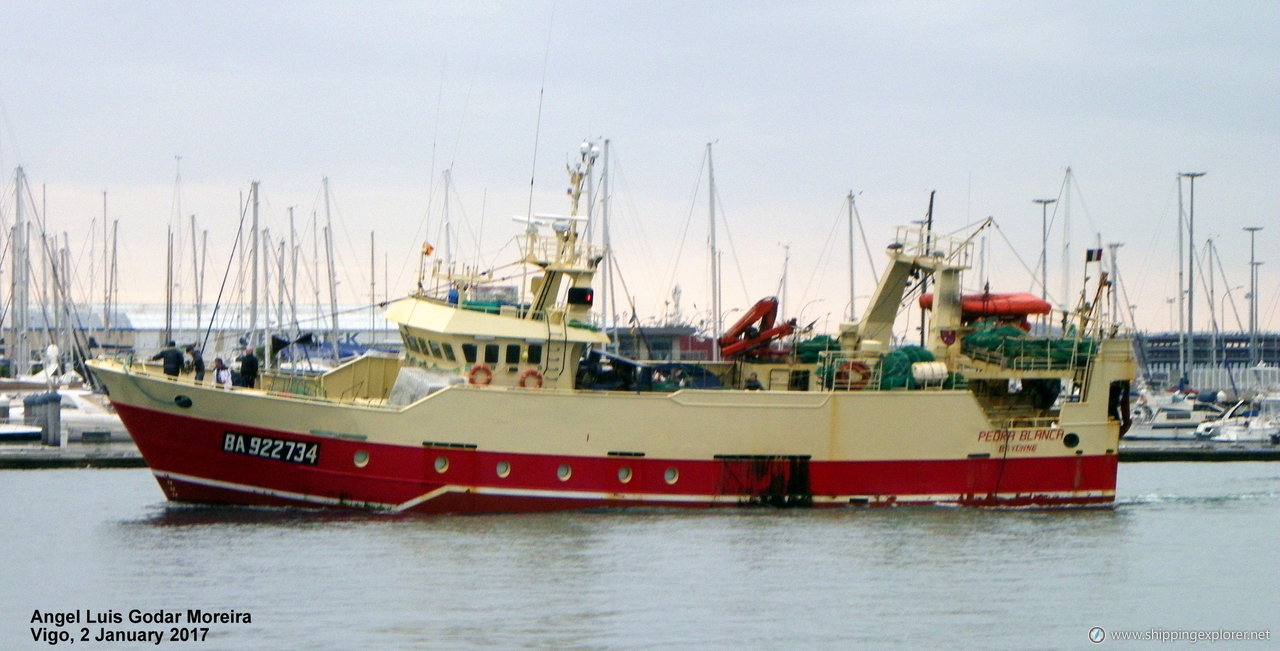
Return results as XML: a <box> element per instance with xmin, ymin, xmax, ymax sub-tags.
<box><xmin>496</xmin><ymin>461</ymin><xmax>511</xmax><ymax>478</ymax></box>
<box><xmin>434</xmin><ymin>456</ymin><xmax>449</xmax><ymax>474</ymax></box>
<box><xmin>1063</xmin><ymin>433</ymin><xmax>1080</xmax><ymax>448</ymax></box>
<box><xmin>174</xmin><ymin>395</ymin><xmax>193</xmax><ymax>408</ymax></box>
<box><xmin>557</xmin><ymin>464</ymin><xmax>572</xmax><ymax>481</ymax></box>
<box><xmin>353</xmin><ymin>450</ymin><xmax>370</xmax><ymax>468</ymax></box>
<box><xmin>617</xmin><ymin>466</ymin><xmax>633</xmax><ymax>484</ymax></box>
<box><xmin>664</xmin><ymin>467</ymin><xmax>679</xmax><ymax>484</ymax></box>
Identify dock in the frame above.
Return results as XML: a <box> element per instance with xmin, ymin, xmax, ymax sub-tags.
<box><xmin>1118</xmin><ymin>439</ymin><xmax>1280</xmax><ymax>462</ymax></box>
<box><xmin>0</xmin><ymin>442</ymin><xmax>146</xmax><ymax>469</ymax></box>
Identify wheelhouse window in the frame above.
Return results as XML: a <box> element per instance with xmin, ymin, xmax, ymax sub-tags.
<box><xmin>429</xmin><ymin>341</ymin><xmax>444</xmax><ymax>359</ymax></box>
<box><xmin>461</xmin><ymin>343</ymin><xmax>477</xmax><ymax>364</ymax></box>
<box><xmin>527</xmin><ymin>344</ymin><xmax>543</xmax><ymax>364</ymax></box>
<box><xmin>484</xmin><ymin>344</ymin><xmax>500</xmax><ymax>364</ymax></box>
<box><xmin>402</xmin><ymin>330</ymin><xmax>420</xmax><ymax>353</ymax></box>
<box><xmin>441</xmin><ymin>343</ymin><xmax>457</xmax><ymax>361</ymax></box>
<box><xmin>506</xmin><ymin>344</ymin><xmax>521</xmax><ymax>365</ymax></box>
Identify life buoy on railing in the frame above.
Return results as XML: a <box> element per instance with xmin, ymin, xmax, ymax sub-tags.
<box><xmin>519</xmin><ymin>369</ymin><xmax>544</xmax><ymax>389</ymax></box>
<box><xmin>835</xmin><ymin>360</ymin><xmax>871</xmax><ymax>390</ymax></box>
<box><xmin>468</xmin><ymin>364</ymin><xmax>493</xmax><ymax>385</ymax></box>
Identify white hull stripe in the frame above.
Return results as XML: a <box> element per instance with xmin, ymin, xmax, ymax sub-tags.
<box><xmin>154</xmin><ymin>470</ymin><xmax>400</xmax><ymax>510</ymax></box>
<box><xmin>156</xmin><ymin>469</ymin><xmax>1113</xmax><ymax>510</ymax></box>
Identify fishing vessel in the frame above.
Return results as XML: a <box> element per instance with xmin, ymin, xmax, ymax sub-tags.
<box><xmin>87</xmin><ymin>147</ymin><xmax>1136</xmax><ymax>513</ymax></box>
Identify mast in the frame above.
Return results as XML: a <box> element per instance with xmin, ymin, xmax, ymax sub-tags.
<box><xmin>312</xmin><ymin>210</ymin><xmax>321</xmax><ymax>340</ymax></box>
<box><xmin>779</xmin><ymin>243</ymin><xmax>790</xmax><ymax>322</ymax></box>
<box><xmin>707</xmin><ymin>142</ymin><xmax>721</xmax><ymax>362</ymax></box>
<box><xmin>1060</xmin><ymin>168</ymin><xmax>1072</xmax><ymax>327</ymax></box>
<box><xmin>1180</xmin><ymin>171</ymin><xmax>1205</xmax><ymax>387</ymax></box>
<box><xmin>102</xmin><ymin>191</ymin><xmax>109</xmax><ymax>337</ymax></box>
<box><xmin>919</xmin><ymin>191</ymin><xmax>935</xmax><ymax>347</ymax></box>
<box><xmin>191</xmin><ymin>214</ymin><xmax>201</xmax><ymax>331</ymax></box>
<box><xmin>110</xmin><ymin>221</ymin><xmax>118</xmax><ymax>341</ymax></box>
<box><xmin>276</xmin><ymin>238</ymin><xmax>285</xmax><ymax>369</ymax></box>
<box><xmin>1177</xmin><ymin>174</ymin><xmax>1186</xmax><ymax>387</ymax></box>
<box><xmin>250</xmin><ymin>181</ymin><xmax>260</xmax><ymax>351</ymax></box>
<box><xmin>263</xmin><ymin>227</ymin><xmax>273</xmax><ymax>373</ymax></box>
<box><xmin>289</xmin><ymin>207</ymin><xmax>298</xmax><ymax>332</ymax></box>
<box><xmin>847</xmin><ymin>191</ymin><xmax>856</xmax><ymax>322</ymax></box>
<box><xmin>370</xmin><ymin>231</ymin><xmax>376</xmax><ymax>343</ymax></box>
<box><xmin>165</xmin><ymin>227</ymin><xmax>173</xmax><ymax>343</ymax></box>
<box><xmin>442</xmin><ymin>169</ymin><xmax>452</xmax><ymax>266</ymax></box>
<box><xmin>1245</xmin><ymin>226</ymin><xmax>1262</xmax><ymax>366</ymax></box>
<box><xmin>1034</xmin><ymin>198</ymin><xmax>1057</xmax><ymax>331</ymax></box>
<box><xmin>1107</xmin><ymin>242</ymin><xmax>1123</xmax><ymax>327</ymax></box>
<box><xmin>324</xmin><ymin>177</ymin><xmax>339</xmax><ymax>361</ymax></box>
<box><xmin>601</xmin><ymin>139</ymin><xmax>616</xmax><ymax>349</ymax></box>
<box><xmin>1207</xmin><ymin>239</ymin><xmax>1216</xmax><ymax>369</ymax></box>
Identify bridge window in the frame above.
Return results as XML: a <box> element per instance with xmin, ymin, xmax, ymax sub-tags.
<box><xmin>484</xmin><ymin>344</ymin><xmax>500</xmax><ymax>364</ymax></box>
<box><xmin>461</xmin><ymin>344</ymin><xmax>477</xmax><ymax>364</ymax></box>
<box><xmin>528</xmin><ymin>344</ymin><xmax>543</xmax><ymax>364</ymax></box>
<box><xmin>506</xmin><ymin>344</ymin><xmax>521</xmax><ymax>364</ymax></box>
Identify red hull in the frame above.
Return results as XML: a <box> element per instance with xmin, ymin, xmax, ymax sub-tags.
<box><xmin>118</xmin><ymin>404</ymin><xmax>1118</xmax><ymax>513</ymax></box>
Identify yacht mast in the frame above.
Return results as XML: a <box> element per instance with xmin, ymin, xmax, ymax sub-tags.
<box><xmin>1176</xmin><ymin>174</ymin><xmax>1186</xmax><ymax>386</ymax></box>
<box><xmin>1180</xmin><ymin>171</ymin><xmax>1205</xmax><ymax>387</ymax></box>
<box><xmin>165</xmin><ymin>227</ymin><xmax>173</xmax><ymax>343</ymax></box>
<box><xmin>324</xmin><ymin>177</ymin><xmax>339</xmax><ymax>361</ymax></box>
<box><xmin>708</xmin><ymin>142</ymin><xmax>721</xmax><ymax>362</ymax></box>
<box><xmin>250</xmin><ymin>181</ymin><xmax>260</xmax><ymax>351</ymax></box>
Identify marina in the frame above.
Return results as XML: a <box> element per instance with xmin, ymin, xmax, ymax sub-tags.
<box><xmin>1</xmin><ymin>462</ymin><xmax>1275</xmax><ymax>648</ymax></box>
<box><xmin>0</xmin><ymin>3</ymin><xmax>1277</xmax><ymax>646</ymax></box>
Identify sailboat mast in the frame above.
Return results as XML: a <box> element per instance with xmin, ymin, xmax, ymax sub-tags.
<box><xmin>324</xmin><ymin>177</ymin><xmax>339</xmax><ymax>361</ymax></box>
<box><xmin>263</xmin><ymin>227</ymin><xmax>273</xmax><ymax>373</ymax></box>
<box><xmin>250</xmin><ymin>181</ymin><xmax>260</xmax><ymax>351</ymax></box>
<box><xmin>1177</xmin><ymin>174</ymin><xmax>1186</xmax><ymax>386</ymax></box>
<box><xmin>1181</xmin><ymin>171</ymin><xmax>1205</xmax><ymax>387</ymax></box>
<box><xmin>191</xmin><ymin>214</ymin><xmax>201</xmax><ymax>331</ymax></box>
<box><xmin>103</xmin><ymin>191</ymin><xmax>109</xmax><ymax>336</ymax></box>
<box><xmin>707</xmin><ymin>142</ymin><xmax>721</xmax><ymax>362</ymax></box>
<box><xmin>165</xmin><ymin>227</ymin><xmax>173</xmax><ymax>343</ymax></box>
<box><xmin>313</xmin><ymin>210</ymin><xmax>321</xmax><ymax>338</ymax></box>
<box><xmin>289</xmin><ymin>207</ymin><xmax>298</xmax><ymax>332</ymax></box>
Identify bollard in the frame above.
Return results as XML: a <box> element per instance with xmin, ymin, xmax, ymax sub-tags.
<box><xmin>26</xmin><ymin>392</ymin><xmax>64</xmax><ymax>447</ymax></box>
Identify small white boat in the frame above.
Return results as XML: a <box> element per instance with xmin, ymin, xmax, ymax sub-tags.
<box><xmin>1127</xmin><ymin>391</ymin><xmax>1224</xmax><ymax>440</ymax></box>
<box><xmin>4</xmin><ymin>389</ymin><xmax>130</xmax><ymax>443</ymax></box>
<box><xmin>1195</xmin><ymin>395</ymin><xmax>1280</xmax><ymax>444</ymax></box>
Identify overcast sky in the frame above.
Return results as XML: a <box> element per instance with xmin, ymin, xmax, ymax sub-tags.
<box><xmin>1</xmin><ymin>1</ymin><xmax>1276</xmax><ymax>336</ymax></box>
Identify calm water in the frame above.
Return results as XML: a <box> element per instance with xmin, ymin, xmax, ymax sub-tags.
<box><xmin>2</xmin><ymin>463</ymin><xmax>1276</xmax><ymax>649</ymax></box>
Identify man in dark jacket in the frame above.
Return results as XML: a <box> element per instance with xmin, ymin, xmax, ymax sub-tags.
<box><xmin>151</xmin><ymin>341</ymin><xmax>183</xmax><ymax>377</ymax></box>
<box><xmin>187</xmin><ymin>345</ymin><xmax>205</xmax><ymax>382</ymax></box>
<box><xmin>237</xmin><ymin>347</ymin><xmax>259</xmax><ymax>388</ymax></box>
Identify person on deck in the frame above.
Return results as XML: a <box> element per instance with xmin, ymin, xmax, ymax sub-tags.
<box><xmin>237</xmin><ymin>347</ymin><xmax>260</xmax><ymax>388</ymax></box>
<box><xmin>744</xmin><ymin>372</ymin><xmax>764</xmax><ymax>391</ymax></box>
<box><xmin>212</xmin><ymin>358</ymin><xmax>232</xmax><ymax>388</ymax></box>
<box><xmin>187</xmin><ymin>345</ymin><xmax>205</xmax><ymax>382</ymax></box>
<box><xmin>151</xmin><ymin>341</ymin><xmax>183</xmax><ymax>377</ymax></box>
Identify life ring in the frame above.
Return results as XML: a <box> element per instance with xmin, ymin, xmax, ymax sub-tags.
<box><xmin>519</xmin><ymin>369</ymin><xmax>544</xmax><ymax>389</ymax></box>
<box><xmin>468</xmin><ymin>364</ymin><xmax>493</xmax><ymax>385</ymax></box>
<box><xmin>834</xmin><ymin>360</ymin><xmax>871</xmax><ymax>390</ymax></box>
